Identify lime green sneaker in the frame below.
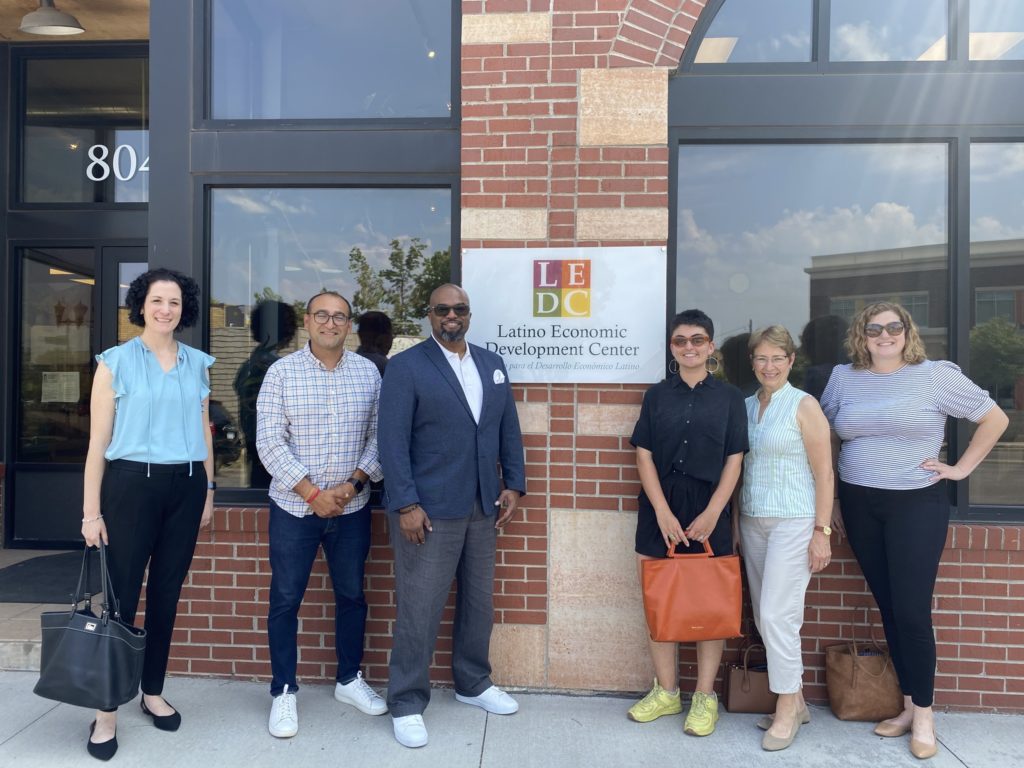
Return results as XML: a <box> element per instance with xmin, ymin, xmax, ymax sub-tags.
<box><xmin>627</xmin><ymin>680</ymin><xmax>682</xmax><ymax>723</ymax></box>
<box><xmin>683</xmin><ymin>691</ymin><xmax>719</xmax><ymax>736</ymax></box>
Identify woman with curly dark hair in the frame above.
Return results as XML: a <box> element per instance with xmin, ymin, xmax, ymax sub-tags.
<box><xmin>821</xmin><ymin>301</ymin><xmax>1007</xmax><ymax>760</ymax></box>
<box><xmin>80</xmin><ymin>268</ymin><xmax>215</xmax><ymax>760</ymax></box>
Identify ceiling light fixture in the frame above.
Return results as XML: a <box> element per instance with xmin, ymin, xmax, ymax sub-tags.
<box><xmin>20</xmin><ymin>1</ymin><xmax>85</xmax><ymax>36</ymax></box>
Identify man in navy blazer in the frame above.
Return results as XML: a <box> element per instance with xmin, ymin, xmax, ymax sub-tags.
<box><xmin>378</xmin><ymin>283</ymin><xmax>526</xmax><ymax>748</ymax></box>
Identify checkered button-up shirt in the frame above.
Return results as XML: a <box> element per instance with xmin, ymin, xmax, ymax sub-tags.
<box><xmin>256</xmin><ymin>345</ymin><xmax>383</xmax><ymax>516</ymax></box>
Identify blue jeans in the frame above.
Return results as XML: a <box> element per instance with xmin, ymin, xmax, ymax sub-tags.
<box><xmin>267</xmin><ymin>500</ymin><xmax>371</xmax><ymax>697</ymax></box>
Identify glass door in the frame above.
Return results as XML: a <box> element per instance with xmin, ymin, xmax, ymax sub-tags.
<box><xmin>9</xmin><ymin>245</ymin><xmax>146</xmax><ymax>545</ymax></box>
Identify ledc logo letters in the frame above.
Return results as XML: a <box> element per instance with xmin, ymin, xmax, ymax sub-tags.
<box><xmin>533</xmin><ymin>259</ymin><xmax>591</xmax><ymax>318</ymax></box>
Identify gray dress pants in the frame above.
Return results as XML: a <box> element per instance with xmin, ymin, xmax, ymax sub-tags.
<box><xmin>387</xmin><ymin>501</ymin><xmax>497</xmax><ymax>717</ymax></box>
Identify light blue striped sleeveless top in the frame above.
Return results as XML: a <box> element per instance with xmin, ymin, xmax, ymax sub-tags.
<box><xmin>741</xmin><ymin>382</ymin><xmax>816</xmax><ymax>518</ymax></box>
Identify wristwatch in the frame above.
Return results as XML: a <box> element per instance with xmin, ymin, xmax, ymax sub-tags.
<box><xmin>207</xmin><ymin>481</ymin><xmax>217</xmax><ymax>491</ymax></box>
<box><xmin>346</xmin><ymin>476</ymin><xmax>365</xmax><ymax>493</ymax></box>
<box><xmin>814</xmin><ymin>525</ymin><xmax>832</xmax><ymax>535</ymax></box>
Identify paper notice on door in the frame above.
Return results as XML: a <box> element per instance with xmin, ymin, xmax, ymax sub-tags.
<box><xmin>41</xmin><ymin>372</ymin><xmax>80</xmax><ymax>403</ymax></box>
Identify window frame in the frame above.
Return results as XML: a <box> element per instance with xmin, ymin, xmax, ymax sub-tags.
<box><xmin>198</xmin><ymin>0</ymin><xmax>460</xmax><ymax>130</ymax></box>
<box><xmin>10</xmin><ymin>43</ymin><xmax>150</xmax><ymax>212</ymax></box>
<box><xmin>672</xmin><ymin>0</ymin><xmax>1024</xmax><ymax>522</ymax></box>
<box><xmin>200</xmin><ymin>176</ymin><xmax>459</xmax><ymax>507</ymax></box>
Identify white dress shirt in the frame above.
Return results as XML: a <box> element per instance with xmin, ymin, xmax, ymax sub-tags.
<box><xmin>433</xmin><ymin>336</ymin><xmax>482</xmax><ymax>424</ymax></box>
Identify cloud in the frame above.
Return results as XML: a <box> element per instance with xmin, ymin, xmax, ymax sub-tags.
<box><xmin>680</xmin><ymin>201</ymin><xmax>945</xmax><ymax>264</ymax></box>
<box><xmin>677</xmin><ymin>201</ymin><xmax>946</xmax><ymax>338</ymax></box>
<box><xmin>972</xmin><ymin>144</ymin><xmax>1024</xmax><ymax>182</ymax></box>
<box><xmin>972</xmin><ymin>215</ymin><xmax>1024</xmax><ymax>241</ymax></box>
<box><xmin>220</xmin><ymin>191</ymin><xmax>273</xmax><ymax>215</ymax></box>
<box><xmin>834</xmin><ymin>22</ymin><xmax>891</xmax><ymax>62</ymax></box>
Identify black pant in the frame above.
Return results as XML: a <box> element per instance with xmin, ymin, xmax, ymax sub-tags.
<box><xmin>100</xmin><ymin>459</ymin><xmax>207</xmax><ymax>709</ymax></box>
<box><xmin>839</xmin><ymin>479</ymin><xmax>949</xmax><ymax>708</ymax></box>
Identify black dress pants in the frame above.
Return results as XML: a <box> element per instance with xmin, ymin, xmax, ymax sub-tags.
<box><xmin>839</xmin><ymin>479</ymin><xmax>949</xmax><ymax>708</ymax></box>
<box><xmin>100</xmin><ymin>459</ymin><xmax>207</xmax><ymax>709</ymax></box>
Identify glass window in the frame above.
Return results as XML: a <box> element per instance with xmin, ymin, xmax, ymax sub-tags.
<box><xmin>969</xmin><ymin>143</ymin><xmax>1024</xmax><ymax>505</ymax></box>
<box><xmin>830</xmin><ymin>0</ymin><xmax>948</xmax><ymax>62</ymax></box>
<box><xmin>211</xmin><ymin>0</ymin><xmax>452</xmax><ymax>119</ymax></box>
<box><xmin>17</xmin><ymin>249</ymin><xmax>95</xmax><ymax>463</ymax></box>
<box><xmin>676</xmin><ymin>143</ymin><xmax>948</xmax><ymax>400</ymax></box>
<box><xmin>971</xmin><ymin>0</ymin><xmax>1024</xmax><ymax>60</ymax></box>
<box><xmin>693</xmin><ymin>0</ymin><xmax>812</xmax><ymax>64</ymax></box>
<box><xmin>210</xmin><ymin>187</ymin><xmax>452</xmax><ymax>489</ymax></box>
<box><xmin>21</xmin><ymin>58</ymin><xmax>149</xmax><ymax>204</ymax></box>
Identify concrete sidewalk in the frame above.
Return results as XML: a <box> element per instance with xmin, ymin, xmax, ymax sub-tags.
<box><xmin>0</xmin><ymin>670</ymin><xmax>1018</xmax><ymax>767</ymax></box>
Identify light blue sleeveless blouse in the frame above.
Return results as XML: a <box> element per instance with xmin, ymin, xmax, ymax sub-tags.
<box><xmin>741</xmin><ymin>382</ymin><xmax>816</xmax><ymax>518</ymax></box>
<box><xmin>97</xmin><ymin>336</ymin><xmax>215</xmax><ymax>467</ymax></box>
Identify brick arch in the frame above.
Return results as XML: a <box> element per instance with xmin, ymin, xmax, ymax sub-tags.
<box><xmin>609</xmin><ymin>0</ymin><xmax>710</xmax><ymax>69</ymax></box>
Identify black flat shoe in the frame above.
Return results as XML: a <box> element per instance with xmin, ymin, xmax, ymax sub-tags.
<box><xmin>141</xmin><ymin>698</ymin><xmax>182</xmax><ymax>731</ymax></box>
<box><xmin>87</xmin><ymin>721</ymin><xmax>118</xmax><ymax>761</ymax></box>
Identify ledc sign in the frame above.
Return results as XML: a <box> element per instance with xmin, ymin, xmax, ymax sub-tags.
<box><xmin>463</xmin><ymin>247</ymin><xmax>665</xmax><ymax>383</ymax></box>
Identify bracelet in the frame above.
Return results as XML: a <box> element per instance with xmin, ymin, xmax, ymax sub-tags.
<box><xmin>82</xmin><ymin>514</ymin><xmax>103</xmax><ymax>523</ymax></box>
<box><xmin>305</xmin><ymin>487</ymin><xmax>321</xmax><ymax>504</ymax></box>
<box><xmin>399</xmin><ymin>503</ymin><xmax>420</xmax><ymax>515</ymax></box>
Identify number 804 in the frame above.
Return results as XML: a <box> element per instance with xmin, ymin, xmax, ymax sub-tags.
<box><xmin>86</xmin><ymin>144</ymin><xmax>150</xmax><ymax>182</ymax></box>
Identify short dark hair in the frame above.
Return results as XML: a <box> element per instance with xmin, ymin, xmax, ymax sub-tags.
<box><xmin>357</xmin><ymin>310</ymin><xmax>394</xmax><ymax>350</ymax></box>
<box><xmin>671</xmin><ymin>309</ymin><xmax>714</xmax><ymax>340</ymax></box>
<box><xmin>250</xmin><ymin>299</ymin><xmax>298</xmax><ymax>347</ymax></box>
<box><xmin>126</xmin><ymin>268</ymin><xmax>201</xmax><ymax>329</ymax></box>
<box><xmin>306</xmin><ymin>290</ymin><xmax>352</xmax><ymax>317</ymax></box>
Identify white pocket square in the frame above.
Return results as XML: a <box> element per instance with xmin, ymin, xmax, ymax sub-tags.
<box><xmin>493</xmin><ymin>370</ymin><xmax>506</xmax><ymax>384</ymax></box>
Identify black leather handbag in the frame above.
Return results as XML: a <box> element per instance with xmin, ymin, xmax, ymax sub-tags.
<box><xmin>34</xmin><ymin>542</ymin><xmax>147</xmax><ymax>710</ymax></box>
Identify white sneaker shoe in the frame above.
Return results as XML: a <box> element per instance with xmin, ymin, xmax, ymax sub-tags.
<box><xmin>334</xmin><ymin>672</ymin><xmax>388</xmax><ymax>715</ymax></box>
<box><xmin>392</xmin><ymin>714</ymin><xmax>428</xmax><ymax>748</ymax></box>
<box><xmin>269</xmin><ymin>685</ymin><xmax>298</xmax><ymax>738</ymax></box>
<box><xmin>455</xmin><ymin>685</ymin><xmax>519</xmax><ymax>714</ymax></box>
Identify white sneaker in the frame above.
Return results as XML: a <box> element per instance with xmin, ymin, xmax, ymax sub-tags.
<box><xmin>269</xmin><ymin>685</ymin><xmax>298</xmax><ymax>738</ymax></box>
<box><xmin>334</xmin><ymin>671</ymin><xmax>388</xmax><ymax>715</ymax></box>
<box><xmin>392</xmin><ymin>714</ymin><xmax>428</xmax><ymax>748</ymax></box>
<box><xmin>455</xmin><ymin>685</ymin><xmax>519</xmax><ymax>715</ymax></box>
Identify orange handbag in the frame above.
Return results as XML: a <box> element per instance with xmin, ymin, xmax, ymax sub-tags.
<box><xmin>641</xmin><ymin>541</ymin><xmax>742</xmax><ymax>642</ymax></box>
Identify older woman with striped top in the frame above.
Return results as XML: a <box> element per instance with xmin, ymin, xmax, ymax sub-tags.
<box><xmin>737</xmin><ymin>326</ymin><xmax>834</xmax><ymax>752</ymax></box>
<box><xmin>821</xmin><ymin>302</ymin><xmax>1007</xmax><ymax>760</ymax></box>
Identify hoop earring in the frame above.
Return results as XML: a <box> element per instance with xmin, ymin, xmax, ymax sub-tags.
<box><xmin>706</xmin><ymin>356</ymin><xmax>721</xmax><ymax>374</ymax></box>
<box><xmin>669</xmin><ymin>359</ymin><xmax>679</xmax><ymax>375</ymax></box>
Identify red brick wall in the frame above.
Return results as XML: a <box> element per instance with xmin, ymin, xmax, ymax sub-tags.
<box><xmin>166</xmin><ymin>510</ymin><xmax>1024</xmax><ymax>711</ymax></box>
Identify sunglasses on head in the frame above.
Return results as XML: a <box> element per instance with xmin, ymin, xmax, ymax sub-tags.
<box><xmin>670</xmin><ymin>334</ymin><xmax>710</xmax><ymax>348</ymax></box>
<box><xmin>864</xmin><ymin>321</ymin><xmax>905</xmax><ymax>338</ymax></box>
<box><xmin>429</xmin><ymin>303</ymin><xmax>470</xmax><ymax>317</ymax></box>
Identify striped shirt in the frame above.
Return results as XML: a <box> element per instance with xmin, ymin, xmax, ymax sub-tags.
<box><xmin>741</xmin><ymin>382</ymin><xmax>816</xmax><ymax>518</ymax></box>
<box><xmin>820</xmin><ymin>360</ymin><xmax>995</xmax><ymax>490</ymax></box>
<box><xmin>256</xmin><ymin>345</ymin><xmax>383</xmax><ymax>516</ymax></box>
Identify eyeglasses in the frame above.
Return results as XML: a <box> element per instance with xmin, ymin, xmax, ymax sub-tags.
<box><xmin>752</xmin><ymin>355</ymin><xmax>791</xmax><ymax>368</ymax></box>
<box><xmin>310</xmin><ymin>310</ymin><xmax>350</xmax><ymax>326</ymax></box>
<box><xmin>864</xmin><ymin>321</ymin><xmax>905</xmax><ymax>338</ymax></box>
<box><xmin>670</xmin><ymin>334</ymin><xmax>710</xmax><ymax>348</ymax></box>
<box><xmin>429</xmin><ymin>303</ymin><xmax>470</xmax><ymax>317</ymax></box>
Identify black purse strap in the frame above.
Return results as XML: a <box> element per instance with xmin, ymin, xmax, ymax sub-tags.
<box><xmin>72</xmin><ymin>544</ymin><xmax>94</xmax><ymax>613</ymax></box>
<box><xmin>96</xmin><ymin>541</ymin><xmax>123</xmax><ymax>624</ymax></box>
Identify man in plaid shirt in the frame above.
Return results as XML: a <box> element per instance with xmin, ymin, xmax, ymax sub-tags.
<box><xmin>256</xmin><ymin>290</ymin><xmax>386</xmax><ymax>739</ymax></box>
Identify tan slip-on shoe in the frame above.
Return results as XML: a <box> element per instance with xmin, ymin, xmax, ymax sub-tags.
<box><xmin>762</xmin><ymin>718</ymin><xmax>801</xmax><ymax>751</ymax></box>
<box><xmin>756</xmin><ymin>705</ymin><xmax>811</xmax><ymax>731</ymax></box>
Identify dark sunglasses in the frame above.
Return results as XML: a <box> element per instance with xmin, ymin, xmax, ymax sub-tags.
<box><xmin>864</xmin><ymin>321</ymin><xmax>905</xmax><ymax>338</ymax></box>
<box><xmin>670</xmin><ymin>334</ymin><xmax>710</xmax><ymax>348</ymax></box>
<box><xmin>429</xmin><ymin>303</ymin><xmax>470</xmax><ymax>317</ymax></box>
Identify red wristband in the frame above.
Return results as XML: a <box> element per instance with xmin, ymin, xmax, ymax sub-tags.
<box><xmin>305</xmin><ymin>487</ymin><xmax>321</xmax><ymax>504</ymax></box>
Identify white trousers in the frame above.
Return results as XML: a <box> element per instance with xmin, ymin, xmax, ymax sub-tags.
<box><xmin>740</xmin><ymin>515</ymin><xmax>814</xmax><ymax>694</ymax></box>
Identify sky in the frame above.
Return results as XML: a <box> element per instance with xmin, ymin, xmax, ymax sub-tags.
<box><xmin>676</xmin><ymin>142</ymin><xmax>1024</xmax><ymax>341</ymax></box>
